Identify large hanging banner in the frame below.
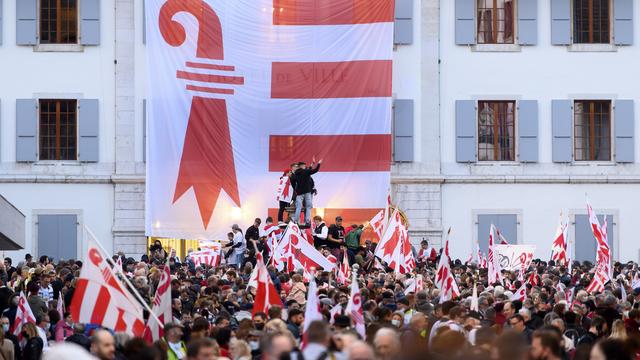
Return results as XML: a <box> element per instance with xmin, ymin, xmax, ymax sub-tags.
<box><xmin>145</xmin><ymin>0</ymin><xmax>394</xmax><ymax>240</ymax></box>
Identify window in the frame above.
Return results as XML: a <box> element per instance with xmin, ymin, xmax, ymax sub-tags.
<box><xmin>477</xmin><ymin>0</ymin><xmax>515</xmax><ymax>44</ymax></box>
<box><xmin>39</xmin><ymin>99</ymin><xmax>77</xmax><ymax>161</ymax></box>
<box><xmin>476</xmin><ymin>214</ymin><xmax>518</xmax><ymax>254</ymax></box>
<box><xmin>574</xmin><ymin>214</ymin><xmax>613</xmax><ymax>262</ymax></box>
<box><xmin>40</xmin><ymin>0</ymin><xmax>78</xmax><ymax>44</ymax></box>
<box><xmin>478</xmin><ymin>101</ymin><xmax>515</xmax><ymax>161</ymax></box>
<box><xmin>573</xmin><ymin>0</ymin><xmax>610</xmax><ymax>44</ymax></box>
<box><xmin>574</xmin><ymin>100</ymin><xmax>611</xmax><ymax>161</ymax></box>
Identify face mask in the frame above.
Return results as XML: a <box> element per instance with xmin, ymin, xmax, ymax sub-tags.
<box><xmin>255</xmin><ymin>323</ymin><xmax>264</xmax><ymax>331</ymax></box>
<box><xmin>391</xmin><ymin>319</ymin><xmax>401</xmax><ymax>327</ymax></box>
<box><xmin>249</xmin><ymin>341</ymin><xmax>259</xmax><ymax>351</ymax></box>
<box><xmin>2</xmin><ymin>324</ymin><xmax>8</xmax><ymax>333</ymax></box>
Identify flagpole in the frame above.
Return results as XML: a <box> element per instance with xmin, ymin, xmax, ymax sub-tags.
<box><xmin>85</xmin><ymin>227</ymin><xmax>164</xmax><ymax>327</ymax></box>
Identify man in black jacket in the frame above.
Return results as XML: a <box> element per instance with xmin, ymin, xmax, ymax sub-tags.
<box><xmin>245</xmin><ymin>218</ymin><xmax>261</xmax><ymax>265</ymax></box>
<box><xmin>292</xmin><ymin>158</ymin><xmax>322</xmax><ymax>226</ymax></box>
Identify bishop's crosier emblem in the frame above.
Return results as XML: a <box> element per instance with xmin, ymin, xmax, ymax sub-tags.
<box><xmin>159</xmin><ymin>0</ymin><xmax>243</xmax><ymax>229</ymax></box>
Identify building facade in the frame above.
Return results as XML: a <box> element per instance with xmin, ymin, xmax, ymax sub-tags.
<box><xmin>0</xmin><ymin>0</ymin><xmax>638</xmax><ymax>263</ymax></box>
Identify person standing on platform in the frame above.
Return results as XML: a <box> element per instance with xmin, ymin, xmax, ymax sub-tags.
<box><xmin>292</xmin><ymin>158</ymin><xmax>322</xmax><ymax>226</ymax></box>
<box><xmin>276</xmin><ymin>167</ymin><xmax>295</xmax><ymax>224</ymax></box>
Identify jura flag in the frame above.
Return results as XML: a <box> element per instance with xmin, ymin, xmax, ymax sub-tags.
<box><xmin>346</xmin><ymin>272</ymin><xmax>365</xmax><ymax>339</ymax></box>
<box><xmin>145</xmin><ymin>0</ymin><xmax>394</xmax><ymax>240</ymax></box>
<box><xmin>12</xmin><ymin>292</ymin><xmax>35</xmax><ymax>338</ymax></box>
<box><xmin>143</xmin><ymin>264</ymin><xmax>172</xmax><ymax>343</ymax></box>
<box><xmin>70</xmin><ymin>231</ymin><xmax>145</xmax><ymax>336</ymax></box>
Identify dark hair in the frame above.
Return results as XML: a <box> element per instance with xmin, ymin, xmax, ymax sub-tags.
<box><xmin>509</xmin><ymin>314</ymin><xmax>524</xmax><ymax>324</ymax></box>
<box><xmin>288</xmin><ymin>308</ymin><xmax>303</xmax><ymax>318</ymax></box>
<box><xmin>254</xmin><ymin>218</ymin><xmax>261</xmax><ymax>225</ymax></box>
<box><xmin>532</xmin><ymin>329</ymin><xmax>562</xmax><ymax>358</ymax></box>
<box><xmin>187</xmin><ymin>338</ymin><xmax>218</xmax><ymax>358</ymax></box>
<box><xmin>254</xmin><ymin>312</ymin><xmax>267</xmax><ymax>321</ymax></box>
<box><xmin>268</xmin><ymin>305</ymin><xmax>282</xmax><ymax>320</ymax></box>
<box><xmin>214</xmin><ymin>327</ymin><xmax>231</xmax><ymax>346</ymax></box>
<box><xmin>266</xmin><ymin>217</ymin><xmax>273</xmax><ymax>223</ymax></box>
<box><xmin>3</xmin><ymin>258</ymin><xmax>10</xmax><ymax>265</ymax></box>
<box><xmin>591</xmin><ymin>315</ymin><xmax>606</xmax><ymax>335</ymax></box>
<box><xmin>122</xmin><ymin>337</ymin><xmax>161</xmax><ymax>360</ymax></box>
<box><xmin>306</xmin><ymin>321</ymin><xmax>330</xmax><ymax>344</ymax></box>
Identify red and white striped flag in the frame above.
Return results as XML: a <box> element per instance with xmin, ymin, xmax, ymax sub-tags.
<box><xmin>142</xmin><ymin>264</ymin><xmax>172</xmax><ymax>343</ymax></box>
<box><xmin>375</xmin><ymin>209</ymin><xmax>401</xmax><ymax>265</ymax></box>
<box><xmin>550</xmin><ymin>212</ymin><xmax>569</xmax><ymax>266</ymax></box>
<box><xmin>253</xmin><ymin>253</ymin><xmax>282</xmax><ymax>317</ymax></box>
<box><xmin>386</xmin><ymin>213</ymin><xmax>415</xmax><ymax>274</ymax></box>
<box><xmin>336</xmin><ymin>250</ymin><xmax>351</xmax><ymax>285</ymax></box>
<box><xmin>12</xmin><ymin>292</ymin><xmax>35</xmax><ymax>339</ymax></box>
<box><xmin>70</xmin><ymin>233</ymin><xmax>145</xmax><ymax>336</ymax></box>
<box><xmin>436</xmin><ymin>228</ymin><xmax>460</xmax><ymax>302</ymax></box>
<box><xmin>301</xmin><ymin>278</ymin><xmax>322</xmax><ymax>348</ymax></box>
<box><xmin>56</xmin><ymin>291</ymin><xmax>65</xmax><ymax>319</ymax></box>
<box><xmin>145</xmin><ymin>0</ymin><xmax>394</xmax><ymax>241</ymax></box>
<box><xmin>488</xmin><ymin>224</ymin><xmax>504</xmax><ymax>285</ymax></box>
<box><xmin>587</xmin><ymin>198</ymin><xmax>612</xmax><ymax>284</ymax></box>
<box><xmin>189</xmin><ymin>248</ymin><xmax>221</xmax><ymax>267</ymax></box>
<box><xmin>276</xmin><ymin>222</ymin><xmax>336</xmax><ymax>274</ymax></box>
<box><xmin>346</xmin><ymin>272</ymin><xmax>365</xmax><ymax>339</ymax></box>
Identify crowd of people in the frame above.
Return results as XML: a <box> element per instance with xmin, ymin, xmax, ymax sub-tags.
<box><xmin>0</xmin><ymin>228</ymin><xmax>637</xmax><ymax>360</ymax></box>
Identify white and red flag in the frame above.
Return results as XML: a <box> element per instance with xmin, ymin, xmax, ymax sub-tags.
<box><xmin>276</xmin><ymin>173</ymin><xmax>293</xmax><ymax>204</ymax></box>
<box><xmin>375</xmin><ymin>209</ymin><xmax>401</xmax><ymax>265</ymax></box>
<box><xmin>143</xmin><ymin>264</ymin><xmax>172</xmax><ymax>343</ymax></box>
<box><xmin>369</xmin><ymin>193</ymin><xmax>391</xmax><ymax>239</ymax></box>
<box><xmin>301</xmin><ymin>278</ymin><xmax>322</xmax><ymax>348</ymax></box>
<box><xmin>12</xmin><ymin>292</ymin><xmax>36</xmax><ymax>338</ymax></box>
<box><xmin>510</xmin><ymin>282</ymin><xmax>527</xmax><ymax>302</ymax></box>
<box><xmin>189</xmin><ymin>247</ymin><xmax>221</xmax><ymax>267</ymax></box>
<box><xmin>488</xmin><ymin>224</ymin><xmax>504</xmax><ymax>285</ymax></box>
<box><xmin>253</xmin><ymin>253</ymin><xmax>282</xmax><ymax>317</ymax></box>
<box><xmin>56</xmin><ymin>291</ymin><xmax>65</xmax><ymax>319</ymax></box>
<box><xmin>336</xmin><ymin>250</ymin><xmax>351</xmax><ymax>285</ymax></box>
<box><xmin>70</xmin><ymin>232</ymin><xmax>145</xmax><ymax>336</ymax></box>
<box><xmin>275</xmin><ymin>222</ymin><xmax>336</xmax><ymax>273</ymax></box>
<box><xmin>550</xmin><ymin>212</ymin><xmax>569</xmax><ymax>266</ymax></box>
<box><xmin>346</xmin><ymin>272</ymin><xmax>365</xmax><ymax>339</ymax></box>
<box><xmin>145</xmin><ymin>0</ymin><xmax>394</xmax><ymax>240</ymax></box>
<box><xmin>436</xmin><ymin>228</ymin><xmax>460</xmax><ymax>302</ymax></box>
<box><xmin>587</xmin><ymin>198</ymin><xmax>612</xmax><ymax>283</ymax></box>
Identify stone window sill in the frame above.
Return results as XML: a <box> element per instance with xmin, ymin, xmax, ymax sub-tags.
<box><xmin>34</xmin><ymin>44</ymin><xmax>84</xmax><ymax>52</ymax></box>
<box><xmin>471</xmin><ymin>44</ymin><xmax>522</xmax><ymax>52</ymax></box>
<box><xmin>567</xmin><ymin>44</ymin><xmax>617</xmax><ymax>52</ymax></box>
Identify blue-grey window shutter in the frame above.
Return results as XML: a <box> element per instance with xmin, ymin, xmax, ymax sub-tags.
<box><xmin>78</xmin><ymin>99</ymin><xmax>99</xmax><ymax>162</ymax></box>
<box><xmin>394</xmin><ymin>0</ymin><xmax>413</xmax><ymax>45</ymax></box>
<box><xmin>477</xmin><ymin>215</ymin><xmax>517</xmax><ymax>253</ymax></box>
<box><xmin>393</xmin><ymin>99</ymin><xmax>414</xmax><ymax>162</ymax></box>
<box><xmin>143</xmin><ymin>99</ymin><xmax>147</xmax><ymax>162</ymax></box>
<box><xmin>477</xmin><ymin>215</ymin><xmax>496</xmax><ymax>254</ymax></box>
<box><xmin>0</xmin><ymin>0</ymin><xmax>4</xmax><ymax>45</ymax></box>
<box><xmin>16</xmin><ymin>99</ymin><xmax>37</xmax><ymax>162</ymax></box>
<box><xmin>37</xmin><ymin>215</ymin><xmax>78</xmax><ymax>260</ymax></box>
<box><xmin>551</xmin><ymin>0</ymin><xmax>571</xmax><ymax>45</ymax></box>
<box><xmin>518</xmin><ymin>0</ymin><xmax>538</xmax><ymax>45</ymax></box>
<box><xmin>518</xmin><ymin>100</ymin><xmax>538</xmax><ymax>162</ymax></box>
<box><xmin>615</xmin><ymin>99</ymin><xmax>634</xmax><ymax>163</ymax></box>
<box><xmin>614</xmin><ymin>0</ymin><xmax>633</xmax><ymax>45</ymax></box>
<box><xmin>552</xmin><ymin>100</ymin><xmax>573</xmax><ymax>162</ymax></box>
<box><xmin>455</xmin><ymin>0</ymin><xmax>476</xmax><ymax>45</ymax></box>
<box><xmin>80</xmin><ymin>0</ymin><xmax>101</xmax><ymax>45</ymax></box>
<box><xmin>142</xmin><ymin>0</ymin><xmax>146</xmax><ymax>44</ymax></box>
<box><xmin>456</xmin><ymin>100</ymin><xmax>477</xmax><ymax>162</ymax></box>
<box><xmin>16</xmin><ymin>0</ymin><xmax>37</xmax><ymax>45</ymax></box>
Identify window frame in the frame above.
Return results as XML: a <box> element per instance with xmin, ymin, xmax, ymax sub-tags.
<box><xmin>37</xmin><ymin>0</ymin><xmax>79</xmax><ymax>46</ymax></box>
<box><xmin>476</xmin><ymin>0</ymin><xmax>518</xmax><ymax>45</ymax></box>
<box><xmin>571</xmin><ymin>0</ymin><xmax>613</xmax><ymax>45</ymax></box>
<box><xmin>38</xmin><ymin>98</ymin><xmax>78</xmax><ymax>162</ymax></box>
<box><xmin>477</xmin><ymin>99</ymin><xmax>518</xmax><ymax>162</ymax></box>
<box><xmin>569</xmin><ymin>210</ymin><xmax>618</xmax><ymax>262</ymax></box>
<box><xmin>572</xmin><ymin>99</ymin><xmax>613</xmax><ymax>162</ymax></box>
<box><xmin>472</xmin><ymin>210</ymin><xmax>523</xmax><ymax>255</ymax></box>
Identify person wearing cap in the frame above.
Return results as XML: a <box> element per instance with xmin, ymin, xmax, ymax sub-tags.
<box><xmin>291</xmin><ymin>157</ymin><xmax>322</xmax><ymax>226</ymax></box>
<box><xmin>276</xmin><ymin>166</ymin><xmax>295</xmax><ymax>224</ymax></box>
<box><xmin>163</xmin><ymin>322</ymin><xmax>187</xmax><ymax>360</ymax></box>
